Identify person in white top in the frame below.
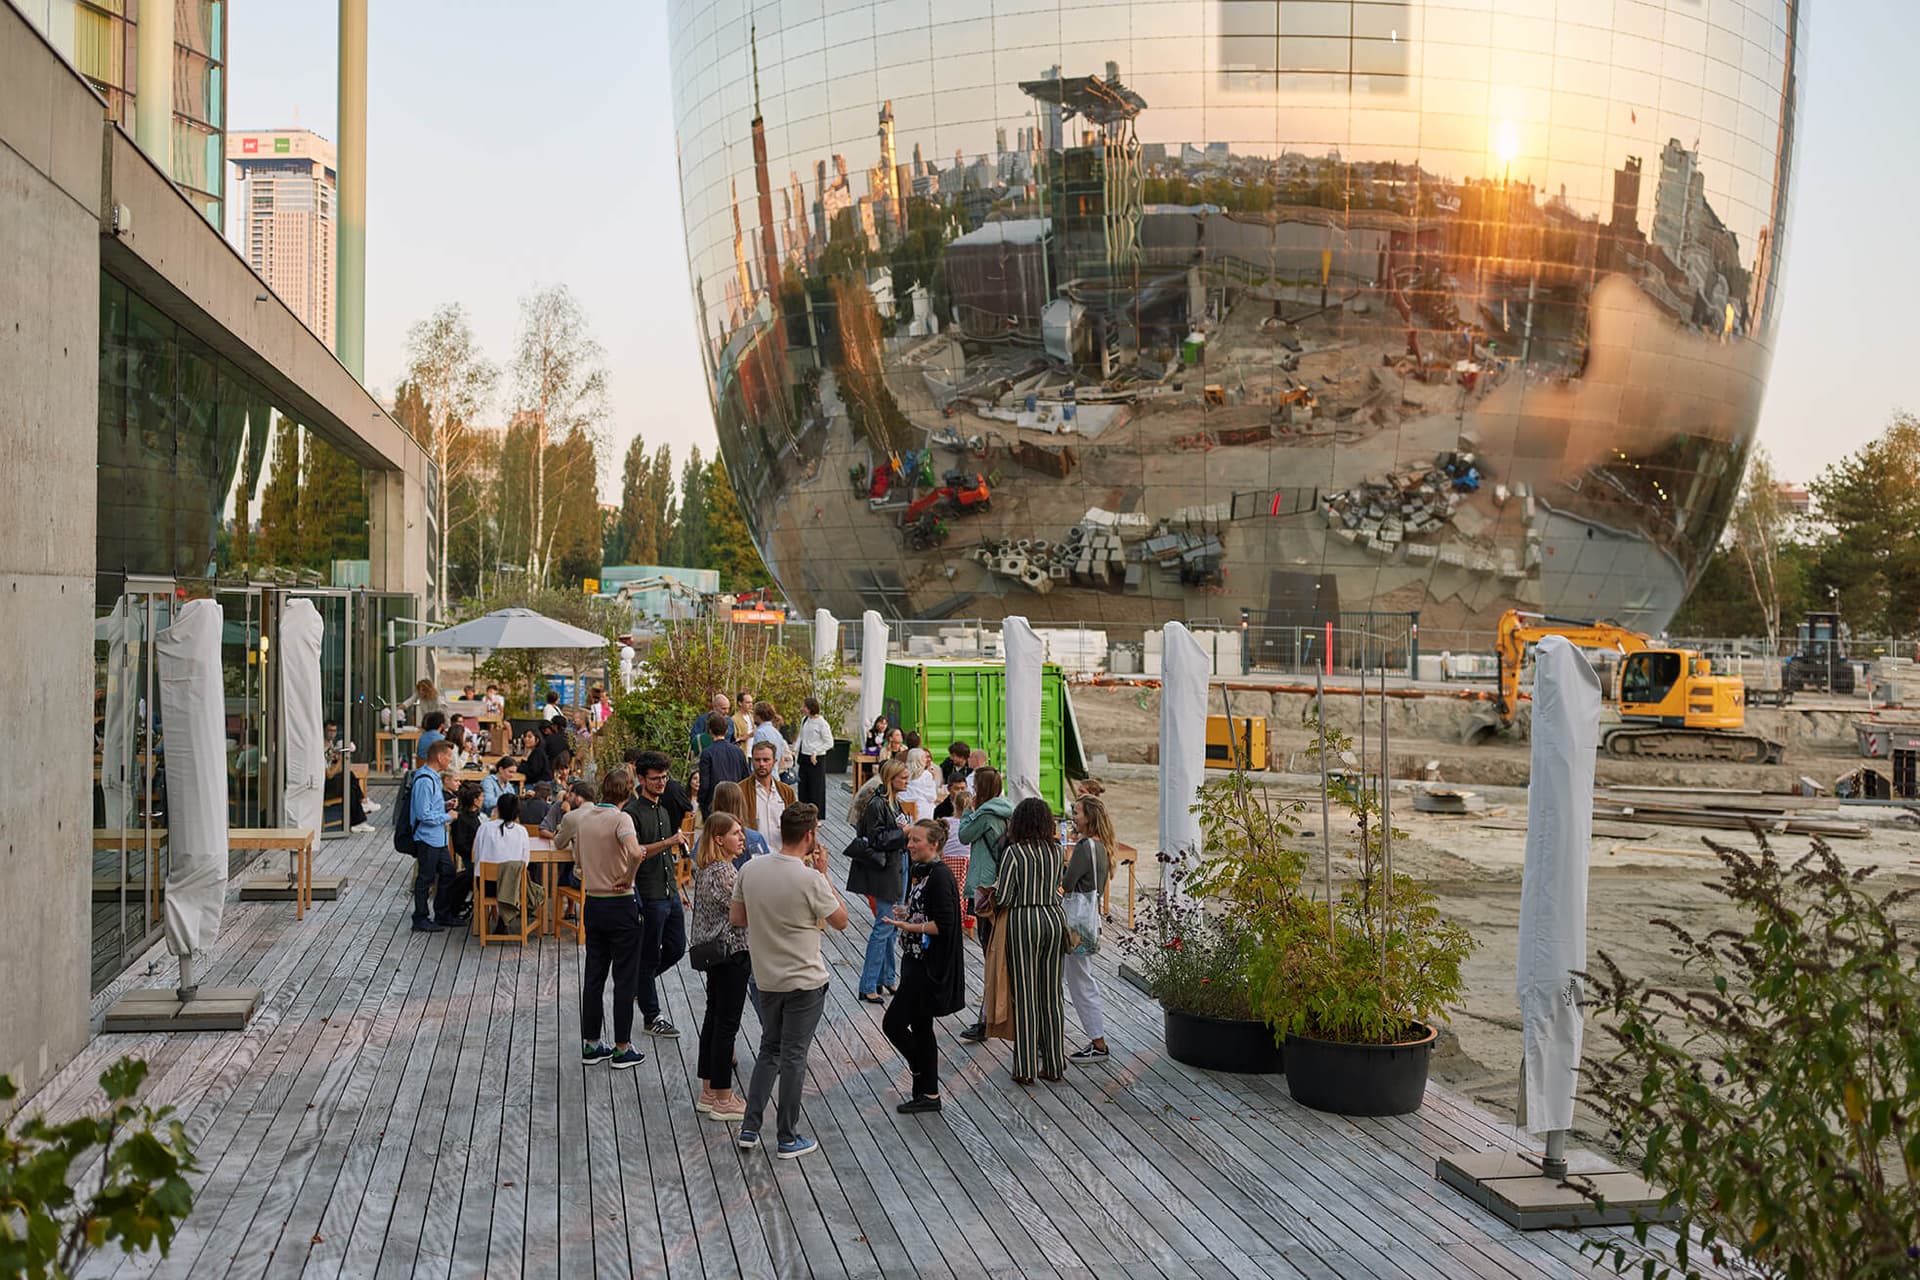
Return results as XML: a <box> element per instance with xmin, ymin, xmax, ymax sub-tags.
<box><xmin>748</xmin><ymin>742</ymin><xmax>787</xmax><ymax>848</ymax></box>
<box><xmin>794</xmin><ymin>695</ymin><xmax>834</xmax><ymax>816</ymax></box>
<box><xmin>473</xmin><ymin>804</ymin><xmax>534</xmax><ymax>865</ymax></box>
<box><xmin>900</xmin><ymin>747</ymin><xmax>940</xmax><ymax>817</ymax></box>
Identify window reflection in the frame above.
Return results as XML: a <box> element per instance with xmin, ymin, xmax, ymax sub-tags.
<box><xmin>668</xmin><ymin>0</ymin><xmax>1806</xmax><ymax>635</ymax></box>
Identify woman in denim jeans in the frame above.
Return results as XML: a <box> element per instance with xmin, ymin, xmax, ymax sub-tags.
<box><xmin>845</xmin><ymin>760</ymin><xmax>910</xmax><ymax>1003</ymax></box>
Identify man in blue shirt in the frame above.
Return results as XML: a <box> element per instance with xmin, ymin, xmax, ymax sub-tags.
<box><xmin>410</xmin><ymin>738</ymin><xmax>457</xmax><ymax>932</ymax></box>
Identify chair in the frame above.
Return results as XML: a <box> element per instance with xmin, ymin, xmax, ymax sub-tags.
<box><xmin>554</xmin><ymin>876</ymin><xmax>585</xmax><ymax>944</ymax></box>
<box><xmin>475</xmin><ymin>862</ymin><xmax>536</xmax><ymax>946</ymax></box>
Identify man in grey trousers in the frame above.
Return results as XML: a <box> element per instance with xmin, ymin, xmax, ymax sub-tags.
<box><xmin>729</xmin><ymin>803</ymin><xmax>849</xmax><ymax>1159</ymax></box>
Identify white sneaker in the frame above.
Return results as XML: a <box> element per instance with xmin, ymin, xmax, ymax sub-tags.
<box><xmin>364</xmin><ymin>801</ymin><xmax>383</xmax><ymax>813</ymax></box>
<box><xmin>351</xmin><ymin>822</ymin><xmax>376</xmax><ymax>833</ymax></box>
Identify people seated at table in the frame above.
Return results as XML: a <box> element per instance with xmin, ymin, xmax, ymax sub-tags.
<box><xmin>448</xmin><ymin>781</ymin><xmax>483</xmax><ymax>920</ymax></box>
<box><xmin>881</xmin><ymin>728</ymin><xmax>908</xmax><ymax>762</ymax></box>
<box><xmin>519</xmin><ymin>781</ymin><xmax>554</xmax><ymax>830</ymax></box>
<box><xmin>542</xmin><ymin>768</ymin><xmax>583</xmax><ymax>837</ymax></box>
<box><xmin>862</xmin><ymin>715</ymin><xmax>890</xmax><ymax>755</ymax></box>
<box><xmin>415</xmin><ymin>711</ymin><xmax>448</xmax><ymax>766</ymax></box>
<box><xmin>474</xmin><ymin>790</ymin><xmax>543</xmax><ymax>934</ymax></box>
<box><xmin>483</xmin><ymin>684</ymin><xmax>506</xmax><ymax>718</ymax></box>
<box><xmin>520</xmin><ymin>718</ymin><xmax>568</xmax><ymax>788</ymax></box>
<box><xmin>482</xmin><ymin>756</ymin><xmax>516</xmax><ymax>816</ymax></box>
<box><xmin>940</xmin><ymin>741</ymin><xmax>971</xmax><ymax>787</ymax></box>
<box><xmin>443</xmin><ymin>721</ymin><xmax>470</xmax><ymax>771</ymax></box>
<box><xmin>541</xmin><ymin>689</ymin><xmax>565</xmax><ymax>722</ymax></box>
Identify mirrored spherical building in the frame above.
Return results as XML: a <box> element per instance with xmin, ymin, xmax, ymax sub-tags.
<box><xmin>667</xmin><ymin>0</ymin><xmax>1805</xmax><ymax>643</ymax></box>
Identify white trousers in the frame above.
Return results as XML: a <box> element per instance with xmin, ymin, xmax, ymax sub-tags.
<box><xmin>1063</xmin><ymin>952</ymin><xmax>1107</xmax><ymax>1042</ymax></box>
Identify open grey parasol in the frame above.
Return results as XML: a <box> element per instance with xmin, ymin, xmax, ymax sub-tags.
<box><xmin>402</xmin><ymin>607</ymin><xmax>606</xmax><ymax>650</ymax></box>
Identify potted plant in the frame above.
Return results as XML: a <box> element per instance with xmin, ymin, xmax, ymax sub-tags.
<box><xmin>1258</xmin><ymin>715</ymin><xmax>1476</xmax><ymax>1116</ymax></box>
<box><xmin>1126</xmin><ymin>773</ymin><xmax>1311</xmax><ymax>1074</ymax></box>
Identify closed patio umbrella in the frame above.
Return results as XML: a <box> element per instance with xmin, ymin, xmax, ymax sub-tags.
<box><xmin>1159</xmin><ymin>622</ymin><xmax>1209</xmax><ymax>901</ymax></box>
<box><xmin>858</xmin><ymin>610</ymin><xmax>887</xmax><ymax>742</ymax></box>
<box><xmin>1516</xmin><ymin>635</ymin><xmax>1600</xmax><ymax>1177</ymax></box>
<box><xmin>280</xmin><ymin>598</ymin><xmax>325</xmax><ymax>837</ymax></box>
<box><xmin>158</xmin><ymin>598</ymin><xmax>230</xmax><ymax>998</ymax></box>
<box><xmin>812</xmin><ymin>608</ymin><xmax>837</xmax><ymax>674</ymax></box>
<box><xmin>1002</xmin><ymin>615</ymin><xmax>1042</xmax><ymax>803</ymax></box>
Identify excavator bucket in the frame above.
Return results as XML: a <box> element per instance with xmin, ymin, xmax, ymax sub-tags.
<box><xmin>1461</xmin><ymin>708</ymin><xmax>1503</xmax><ymax>747</ymax></box>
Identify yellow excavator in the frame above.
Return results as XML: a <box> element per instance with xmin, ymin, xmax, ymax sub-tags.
<box><xmin>1482</xmin><ymin>610</ymin><xmax>1784</xmax><ymax>764</ymax></box>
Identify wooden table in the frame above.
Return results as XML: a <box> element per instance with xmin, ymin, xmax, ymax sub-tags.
<box><xmin>527</xmin><ymin>837</ymin><xmax>575</xmax><ymax>938</ymax></box>
<box><xmin>93</xmin><ymin>828</ymin><xmax>320</xmax><ymax>920</ymax></box>
<box><xmin>850</xmin><ymin>752</ymin><xmax>879</xmax><ymax>791</ymax></box>
<box><xmin>376</xmin><ymin>729</ymin><xmax>421</xmax><ymax>773</ymax></box>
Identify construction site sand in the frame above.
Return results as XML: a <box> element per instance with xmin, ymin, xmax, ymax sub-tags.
<box><xmin>1069</xmin><ymin>684</ymin><xmax>1920</xmax><ymax>1146</ymax></box>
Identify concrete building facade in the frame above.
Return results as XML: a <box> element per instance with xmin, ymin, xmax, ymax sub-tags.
<box><xmin>227</xmin><ymin>129</ymin><xmax>337</xmax><ymax>353</ymax></box>
<box><xmin>1</xmin><ymin>2</ymin><xmax>430</xmax><ymax>1097</ymax></box>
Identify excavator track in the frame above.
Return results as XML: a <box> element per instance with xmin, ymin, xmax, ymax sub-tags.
<box><xmin>1601</xmin><ymin>726</ymin><xmax>1784</xmax><ymax>765</ymax></box>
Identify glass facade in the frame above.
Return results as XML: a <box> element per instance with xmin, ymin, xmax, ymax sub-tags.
<box><xmin>667</xmin><ymin>0</ymin><xmax>1806</xmax><ymax>635</ymax></box>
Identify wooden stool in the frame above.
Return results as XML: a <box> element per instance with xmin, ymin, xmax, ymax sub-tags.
<box><xmin>475</xmin><ymin>863</ymin><xmax>536</xmax><ymax>946</ymax></box>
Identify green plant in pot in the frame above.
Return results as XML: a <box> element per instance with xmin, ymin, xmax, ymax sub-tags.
<box><xmin>1257</xmin><ymin>713</ymin><xmax>1476</xmax><ymax>1115</ymax></box>
<box><xmin>1127</xmin><ymin>773</ymin><xmax>1310</xmax><ymax>1074</ymax></box>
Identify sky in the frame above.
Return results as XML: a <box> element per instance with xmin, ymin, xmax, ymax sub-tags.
<box><xmin>227</xmin><ymin>2</ymin><xmax>1917</xmax><ymax>496</ymax></box>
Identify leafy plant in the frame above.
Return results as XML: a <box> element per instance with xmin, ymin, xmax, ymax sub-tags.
<box><xmin>1124</xmin><ymin>892</ymin><xmax>1261</xmax><ymax>1022</ymax></box>
<box><xmin>1578</xmin><ymin>834</ymin><xmax>1920</xmax><ymax>1279</ymax></box>
<box><xmin>621</xmin><ymin>620</ymin><xmax>858</xmax><ymax>766</ymax></box>
<box><xmin>1255</xmin><ymin>712</ymin><xmax>1475</xmax><ymax>1045</ymax></box>
<box><xmin>0</xmin><ymin>1057</ymin><xmax>196</xmax><ymax>1277</ymax></box>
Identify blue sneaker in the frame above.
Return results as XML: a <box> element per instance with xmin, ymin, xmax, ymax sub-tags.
<box><xmin>582</xmin><ymin>1042</ymin><xmax>615</xmax><ymax>1064</ymax></box>
<box><xmin>610</xmin><ymin>1047</ymin><xmax>646</xmax><ymax>1071</ymax></box>
<box><xmin>776</xmin><ymin>1135</ymin><xmax>819</xmax><ymax>1160</ymax></box>
<box><xmin>736</xmin><ymin>1130</ymin><xmax>761</xmax><ymax>1150</ymax></box>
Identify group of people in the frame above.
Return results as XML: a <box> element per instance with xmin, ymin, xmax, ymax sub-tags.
<box><xmin>395</xmin><ymin>679</ymin><xmax>1118</xmax><ymax>1157</ymax></box>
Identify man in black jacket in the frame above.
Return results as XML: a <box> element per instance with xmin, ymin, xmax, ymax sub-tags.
<box><xmin>695</xmin><ymin>713</ymin><xmax>749</xmax><ymax>816</ymax></box>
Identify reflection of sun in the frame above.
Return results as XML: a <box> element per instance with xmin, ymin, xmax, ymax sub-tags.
<box><xmin>1493</xmin><ymin>121</ymin><xmax>1520</xmax><ymax>169</ymax></box>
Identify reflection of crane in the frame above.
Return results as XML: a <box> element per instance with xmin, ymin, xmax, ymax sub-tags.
<box><xmin>1479</xmin><ymin>610</ymin><xmax>1784</xmax><ymax>764</ymax></box>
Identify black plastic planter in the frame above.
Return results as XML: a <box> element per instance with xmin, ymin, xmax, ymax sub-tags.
<box><xmin>1283</xmin><ymin>1023</ymin><xmax>1437</xmax><ymax>1116</ymax></box>
<box><xmin>823</xmin><ymin>738</ymin><xmax>853</xmax><ymax>774</ymax></box>
<box><xmin>1163</xmin><ymin>1008</ymin><xmax>1284</xmax><ymax>1074</ymax></box>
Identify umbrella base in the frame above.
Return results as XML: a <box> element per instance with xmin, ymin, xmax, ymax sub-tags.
<box><xmin>101</xmin><ymin>986</ymin><xmax>261</xmax><ymax>1034</ymax></box>
<box><xmin>239</xmin><ymin>875</ymin><xmax>347</xmax><ymax>902</ymax></box>
<box><xmin>1436</xmin><ymin>1150</ymin><xmax>1679</xmax><ymax>1230</ymax></box>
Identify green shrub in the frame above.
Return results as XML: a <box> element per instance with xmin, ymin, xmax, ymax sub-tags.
<box><xmin>1579</xmin><ymin>834</ymin><xmax>1920</xmax><ymax>1279</ymax></box>
<box><xmin>0</xmin><ymin>1057</ymin><xmax>195</xmax><ymax>1278</ymax></box>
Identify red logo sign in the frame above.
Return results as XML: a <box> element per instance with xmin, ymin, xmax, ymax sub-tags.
<box><xmin>241</xmin><ymin>137</ymin><xmax>258</xmax><ymax>153</ymax></box>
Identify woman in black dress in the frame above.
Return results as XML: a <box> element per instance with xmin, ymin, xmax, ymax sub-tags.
<box><xmin>882</xmin><ymin>819</ymin><xmax>966</xmax><ymax>1112</ymax></box>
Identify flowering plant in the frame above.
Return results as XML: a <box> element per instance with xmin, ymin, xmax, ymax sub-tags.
<box><xmin>1125</xmin><ymin>890</ymin><xmax>1260</xmax><ymax>1021</ymax></box>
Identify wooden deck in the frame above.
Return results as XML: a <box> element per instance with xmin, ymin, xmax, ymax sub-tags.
<box><xmin>33</xmin><ymin>784</ymin><xmax>1693</xmax><ymax>1279</ymax></box>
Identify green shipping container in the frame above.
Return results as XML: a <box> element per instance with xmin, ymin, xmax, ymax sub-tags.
<box><xmin>880</xmin><ymin>660</ymin><xmax>1086</xmax><ymax>813</ymax></box>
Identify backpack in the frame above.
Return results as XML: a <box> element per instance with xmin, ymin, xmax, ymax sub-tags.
<box><xmin>392</xmin><ymin>768</ymin><xmax>426</xmax><ymax>855</ymax></box>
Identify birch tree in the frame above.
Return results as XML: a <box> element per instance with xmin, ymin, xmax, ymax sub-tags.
<box><xmin>511</xmin><ymin>286</ymin><xmax>608</xmax><ymax>583</ymax></box>
<box><xmin>1729</xmin><ymin>448</ymin><xmax>1794</xmax><ymax>653</ymax></box>
<box><xmin>403</xmin><ymin>304</ymin><xmax>497</xmax><ymax>616</ymax></box>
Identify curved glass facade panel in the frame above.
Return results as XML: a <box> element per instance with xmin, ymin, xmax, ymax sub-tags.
<box><xmin>667</xmin><ymin>0</ymin><xmax>1805</xmax><ymax>634</ymax></box>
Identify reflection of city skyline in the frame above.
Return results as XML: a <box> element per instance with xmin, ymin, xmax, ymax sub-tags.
<box><xmin>670</xmin><ymin>0</ymin><xmax>1803</xmax><ymax>635</ymax></box>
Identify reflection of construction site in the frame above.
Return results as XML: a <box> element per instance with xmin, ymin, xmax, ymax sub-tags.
<box><xmin>696</xmin><ymin>52</ymin><xmax>1777</xmax><ymax>636</ymax></box>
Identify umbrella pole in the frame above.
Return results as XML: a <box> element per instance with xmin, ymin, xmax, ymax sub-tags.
<box><xmin>1379</xmin><ymin>652</ymin><xmax>1392</xmax><ymax>985</ymax></box>
<box><xmin>1316</xmin><ymin>666</ymin><xmax>1333</xmax><ymax>949</ymax></box>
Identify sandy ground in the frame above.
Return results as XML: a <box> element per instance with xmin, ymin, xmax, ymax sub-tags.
<box><xmin>1069</xmin><ymin>684</ymin><xmax>1920</xmax><ymax>1147</ymax></box>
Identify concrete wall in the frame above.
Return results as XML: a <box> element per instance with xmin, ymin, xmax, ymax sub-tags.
<box><xmin>0</xmin><ymin>1</ymin><xmax>106</xmax><ymax>1095</ymax></box>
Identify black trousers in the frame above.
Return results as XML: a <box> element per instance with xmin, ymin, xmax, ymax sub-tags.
<box><xmin>325</xmin><ymin>770</ymin><xmax>366</xmax><ymax>826</ymax></box>
<box><xmin>882</xmin><ymin>962</ymin><xmax>941</xmax><ymax>1098</ymax></box>
<box><xmin>582</xmin><ymin>895</ymin><xmax>643</xmax><ymax>1046</ymax></box>
<box><xmin>697</xmin><ymin>952</ymin><xmax>752</xmax><ymax>1091</ymax></box>
<box><xmin>636</xmin><ymin>895</ymin><xmax>687</xmax><ymax>1023</ymax></box>
<box><xmin>797</xmin><ymin>755</ymin><xmax>827</xmax><ymax>815</ymax></box>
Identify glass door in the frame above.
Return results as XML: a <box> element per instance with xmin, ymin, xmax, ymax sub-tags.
<box><xmin>91</xmin><ymin>579</ymin><xmax>173</xmax><ymax>993</ymax></box>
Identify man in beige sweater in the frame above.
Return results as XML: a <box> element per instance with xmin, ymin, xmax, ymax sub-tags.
<box><xmin>556</xmin><ymin>768</ymin><xmax>652</xmax><ymax>1070</ymax></box>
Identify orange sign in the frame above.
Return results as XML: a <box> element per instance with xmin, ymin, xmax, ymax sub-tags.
<box><xmin>730</xmin><ymin>606</ymin><xmax>787</xmax><ymax>624</ymax></box>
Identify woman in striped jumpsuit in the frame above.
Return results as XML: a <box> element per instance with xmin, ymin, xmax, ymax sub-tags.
<box><xmin>993</xmin><ymin>797</ymin><xmax>1068</xmax><ymax>1083</ymax></box>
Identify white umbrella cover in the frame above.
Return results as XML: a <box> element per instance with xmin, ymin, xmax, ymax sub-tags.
<box><xmin>403</xmin><ymin>607</ymin><xmax>605</xmax><ymax>650</ymax></box>
<box><xmin>101</xmin><ymin>597</ymin><xmax>139</xmax><ymax>830</ymax></box>
<box><xmin>1159</xmin><ymin>622</ymin><xmax>1209</xmax><ymax>899</ymax></box>
<box><xmin>813</xmin><ymin>608</ymin><xmax>838</xmax><ymax>672</ymax></box>
<box><xmin>280</xmin><ymin>598</ymin><xmax>325</xmax><ymax>837</ymax></box>
<box><xmin>1516</xmin><ymin>635</ymin><xmax>1600</xmax><ymax>1135</ymax></box>
<box><xmin>1002</xmin><ymin>615</ymin><xmax>1043</xmax><ymax>803</ymax></box>
<box><xmin>858</xmin><ymin>610</ymin><xmax>888</xmax><ymax>740</ymax></box>
<box><xmin>158</xmin><ymin>598</ymin><xmax>231</xmax><ymax>961</ymax></box>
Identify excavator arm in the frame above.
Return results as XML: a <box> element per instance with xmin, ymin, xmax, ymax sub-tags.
<box><xmin>1493</xmin><ymin>611</ymin><xmax>1648</xmax><ymax>725</ymax></box>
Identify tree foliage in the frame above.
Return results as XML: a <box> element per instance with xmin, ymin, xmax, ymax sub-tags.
<box><xmin>511</xmin><ymin>285</ymin><xmax>608</xmax><ymax>582</ymax></box>
<box><xmin>1580</xmin><ymin>834</ymin><xmax>1920</xmax><ymax>1279</ymax></box>
<box><xmin>402</xmin><ymin>303</ymin><xmax>498</xmax><ymax>616</ymax></box>
<box><xmin>1810</xmin><ymin>412</ymin><xmax>1920</xmax><ymax>637</ymax></box>
<box><xmin>0</xmin><ymin>1056</ymin><xmax>196</xmax><ymax>1277</ymax></box>
<box><xmin>703</xmin><ymin>456</ymin><xmax>770</xmax><ymax>592</ymax></box>
<box><xmin>606</xmin><ymin>437</ymin><xmax>677</xmax><ymax>567</ymax></box>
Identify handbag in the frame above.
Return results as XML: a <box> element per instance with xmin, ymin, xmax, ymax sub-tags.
<box><xmin>688</xmin><ymin>936</ymin><xmax>732</xmax><ymax>972</ymax></box>
<box><xmin>1063</xmin><ymin>842</ymin><xmax>1103</xmax><ymax>955</ymax></box>
<box><xmin>843</xmin><ymin>833</ymin><xmax>873</xmax><ymax>867</ymax></box>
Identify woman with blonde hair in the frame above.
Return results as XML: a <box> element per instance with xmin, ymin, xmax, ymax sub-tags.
<box><xmin>847</xmin><ymin>759</ymin><xmax>911</xmax><ymax>1003</ymax></box>
<box><xmin>689</xmin><ymin>811</ymin><xmax>752</xmax><ymax>1120</ymax></box>
<box><xmin>900</xmin><ymin>747</ymin><xmax>940</xmax><ymax>817</ymax></box>
<box><xmin>406</xmin><ymin>677</ymin><xmax>448</xmax><ymax>728</ymax></box>
<box><xmin>702</xmin><ymin>780</ymin><xmax>770</xmax><ymax>866</ymax></box>
<box><xmin>1063</xmin><ymin>793</ymin><xmax>1115</xmax><ymax>1062</ymax></box>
